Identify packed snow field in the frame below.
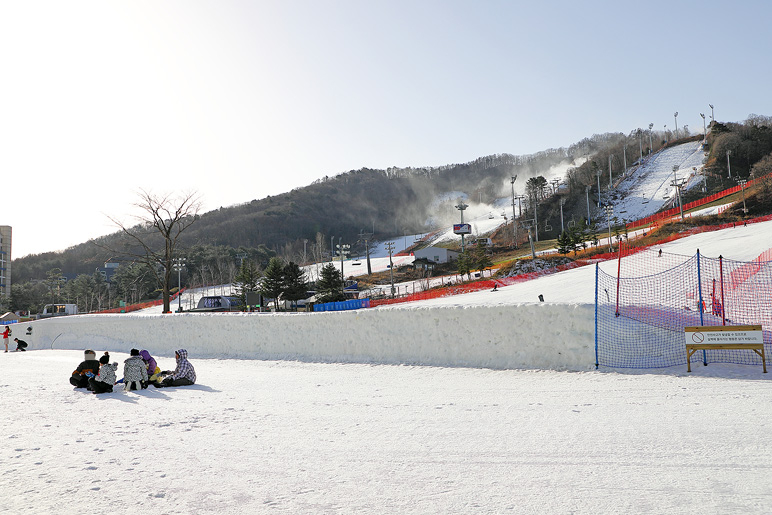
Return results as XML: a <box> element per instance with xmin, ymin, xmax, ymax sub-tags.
<box><xmin>4</xmin><ymin>351</ymin><xmax>772</xmax><ymax>514</ymax></box>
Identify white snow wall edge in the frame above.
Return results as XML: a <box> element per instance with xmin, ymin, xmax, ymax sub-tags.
<box><xmin>19</xmin><ymin>304</ymin><xmax>596</xmax><ymax>371</ymax></box>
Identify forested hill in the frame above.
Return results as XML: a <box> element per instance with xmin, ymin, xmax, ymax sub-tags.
<box><xmin>10</xmin><ymin>132</ymin><xmax>644</xmax><ymax>282</ymax></box>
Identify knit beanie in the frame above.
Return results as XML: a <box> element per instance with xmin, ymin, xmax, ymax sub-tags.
<box><xmin>99</xmin><ymin>354</ymin><xmax>109</xmax><ymax>365</ymax></box>
<box><xmin>84</xmin><ymin>350</ymin><xmax>96</xmax><ymax>360</ymax></box>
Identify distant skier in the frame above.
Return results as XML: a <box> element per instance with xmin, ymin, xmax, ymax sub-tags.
<box><xmin>492</xmin><ymin>284</ymin><xmax>498</xmax><ymax>292</ymax></box>
<box><xmin>13</xmin><ymin>338</ymin><xmax>28</xmax><ymax>352</ymax></box>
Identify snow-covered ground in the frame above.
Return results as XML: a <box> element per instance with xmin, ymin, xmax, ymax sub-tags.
<box><xmin>3</xmin><ymin>220</ymin><xmax>772</xmax><ymax>513</ymax></box>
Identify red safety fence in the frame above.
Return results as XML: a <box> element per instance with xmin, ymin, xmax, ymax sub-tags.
<box><xmin>94</xmin><ymin>290</ymin><xmax>184</xmax><ymax>314</ymax></box>
<box><xmin>627</xmin><ymin>179</ymin><xmax>756</xmax><ymax>230</ymax></box>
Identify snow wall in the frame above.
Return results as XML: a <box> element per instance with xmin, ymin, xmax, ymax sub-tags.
<box><xmin>20</xmin><ymin>304</ymin><xmax>596</xmax><ymax>371</ymax></box>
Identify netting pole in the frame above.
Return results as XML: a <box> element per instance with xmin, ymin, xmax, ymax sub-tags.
<box><xmin>696</xmin><ymin>250</ymin><xmax>707</xmax><ymax>365</ymax></box>
<box><xmin>615</xmin><ymin>242</ymin><xmax>622</xmax><ymax>317</ymax></box>
<box><xmin>720</xmin><ymin>255</ymin><xmax>727</xmax><ymax>326</ymax></box>
<box><xmin>594</xmin><ymin>263</ymin><xmax>599</xmax><ymax>369</ymax></box>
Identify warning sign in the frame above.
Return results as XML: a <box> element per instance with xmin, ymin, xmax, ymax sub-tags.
<box><xmin>684</xmin><ymin>325</ymin><xmax>763</xmax><ymax>346</ymax></box>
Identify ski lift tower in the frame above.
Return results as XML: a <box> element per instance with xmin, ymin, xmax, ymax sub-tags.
<box><xmin>520</xmin><ymin>220</ymin><xmax>537</xmax><ymax>259</ymax></box>
<box><xmin>357</xmin><ymin>229</ymin><xmax>374</xmax><ymax>275</ymax></box>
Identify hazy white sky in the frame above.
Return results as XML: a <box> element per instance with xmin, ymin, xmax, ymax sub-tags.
<box><xmin>1</xmin><ymin>0</ymin><xmax>770</xmax><ymax>257</ymax></box>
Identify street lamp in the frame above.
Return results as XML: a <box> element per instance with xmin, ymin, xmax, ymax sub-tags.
<box><xmin>637</xmin><ymin>128</ymin><xmax>643</xmax><ymax>164</ymax></box>
<box><xmin>172</xmin><ymin>257</ymin><xmax>186</xmax><ymax>313</ymax></box>
<box><xmin>510</xmin><ymin>176</ymin><xmax>518</xmax><ymax>248</ymax></box>
<box><xmin>674</xmin><ymin>112</ymin><xmax>679</xmax><ymax>140</ymax></box>
<box><xmin>700</xmin><ymin>113</ymin><xmax>706</xmax><ymax>138</ymax></box>
<box><xmin>604</xmin><ymin>205</ymin><xmax>614</xmax><ymax>252</ymax></box>
<box><xmin>737</xmin><ymin>178</ymin><xmax>748</xmax><ymax>214</ymax></box>
<box><xmin>709</xmin><ymin>104</ymin><xmax>714</xmax><ymax>122</ymax></box>
<box><xmin>648</xmin><ymin>123</ymin><xmax>654</xmax><ymax>154</ymax></box>
<box><xmin>726</xmin><ymin>149</ymin><xmax>732</xmax><ymax>178</ymax></box>
<box><xmin>454</xmin><ymin>201</ymin><xmax>469</xmax><ymax>252</ymax></box>
<box><xmin>664</xmin><ymin>125</ymin><xmax>668</xmax><ymax>144</ymax></box>
<box><xmin>585</xmin><ymin>185</ymin><xmax>591</xmax><ymax>225</ymax></box>
<box><xmin>596</xmin><ymin>169</ymin><xmax>602</xmax><ymax>207</ymax></box>
<box><xmin>671</xmin><ymin>165</ymin><xmax>685</xmax><ymax>222</ymax></box>
<box><xmin>608</xmin><ymin>155</ymin><xmax>613</xmax><ymax>189</ymax></box>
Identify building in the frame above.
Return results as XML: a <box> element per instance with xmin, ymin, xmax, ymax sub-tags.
<box><xmin>0</xmin><ymin>226</ymin><xmax>10</xmax><ymax>298</ymax></box>
<box><xmin>412</xmin><ymin>246</ymin><xmax>459</xmax><ymax>264</ymax></box>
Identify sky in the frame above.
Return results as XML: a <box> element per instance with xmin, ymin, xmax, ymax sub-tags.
<box><xmin>2</xmin><ymin>0</ymin><xmax>771</xmax><ymax>258</ymax></box>
<box><xmin>4</xmin><ymin>220</ymin><xmax>772</xmax><ymax>512</ymax></box>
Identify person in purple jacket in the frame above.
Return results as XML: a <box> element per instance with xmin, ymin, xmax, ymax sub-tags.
<box><xmin>139</xmin><ymin>349</ymin><xmax>160</xmax><ymax>386</ymax></box>
<box><xmin>154</xmin><ymin>348</ymin><xmax>196</xmax><ymax>388</ymax></box>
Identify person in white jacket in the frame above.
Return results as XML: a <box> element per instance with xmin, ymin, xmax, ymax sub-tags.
<box><xmin>123</xmin><ymin>348</ymin><xmax>149</xmax><ymax>391</ymax></box>
<box><xmin>88</xmin><ymin>353</ymin><xmax>117</xmax><ymax>394</ymax></box>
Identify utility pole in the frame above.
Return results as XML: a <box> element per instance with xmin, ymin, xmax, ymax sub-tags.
<box><xmin>608</xmin><ymin>155</ymin><xmax>613</xmax><ymax>189</ymax></box>
<box><xmin>533</xmin><ymin>198</ymin><xmax>539</xmax><ymax>242</ymax></box>
<box><xmin>358</xmin><ymin>228</ymin><xmax>374</xmax><ymax>275</ymax></box>
<box><xmin>510</xmin><ymin>176</ymin><xmax>518</xmax><ymax>248</ymax></box>
<box><xmin>700</xmin><ymin>113</ymin><xmax>706</xmax><ymax>138</ymax></box>
<box><xmin>726</xmin><ymin>149</ymin><xmax>732</xmax><ymax>178</ymax></box>
<box><xmin>559</xmin><ymin>198</ymin><xmax>566</xmax><ymax>233</ymax></box>
<box><xmin>585</xmin><ymin>185</ymin><xmax>591</xmax><ymax>224</ymax></box>
<box><xmin>386</xmin><ymin>241</ymin><xmax>395</xmax><ymax>297</ymax></box>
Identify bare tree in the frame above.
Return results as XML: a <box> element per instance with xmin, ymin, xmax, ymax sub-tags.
<box><xmin>106</xmin><ymin>190</ymin><xmax>202</xmax><ymax>313</ymax></box>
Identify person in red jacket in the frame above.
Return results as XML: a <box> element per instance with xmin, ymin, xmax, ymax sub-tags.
<box><xmin>2</xmin><ymin>326</ymin><xmax>10</xmax><ymax>353</ymax></box>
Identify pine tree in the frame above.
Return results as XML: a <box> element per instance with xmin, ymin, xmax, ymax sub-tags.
<box><xmin>557</xmin><ymin>231</ymin><xmax>572</xmax><ymax>255</ymax></box>
<box><xmin>456</xmin><ymin>251</ymin><xmax>473</xmax><ymax>281</ymax></box>
<box><xmin>282</xmin><ymin>261</ymin><xmax>308</xmax><ymax>311</ymax></box>
<box><xmin>315</xmin><ymin>263</ymin><xmax>345</xmax><ymax>303</ymax></box>
<box><xmin>473</xmin><ymin>244</ymin><xmax>493</xmax><ymax>275</ymax></box>
<box><xmin>234</xmin><ymin>260</ymin><xmax>261</xmax><ymax>310</ymax></box>
<box><xmin>259</xmin><ymin>257</ymin><xmax>285</xmax><ymax>310</ymax></box>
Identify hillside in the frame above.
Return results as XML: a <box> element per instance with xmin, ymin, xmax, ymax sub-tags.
<box><xmin>9</xmin><ymin>115</ymin><xmax>772</xmax><ymax>300</ymax></box>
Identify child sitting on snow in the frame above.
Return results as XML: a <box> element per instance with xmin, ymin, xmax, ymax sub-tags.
<box><xmin>123</xmin><ymin>348</ymin><xmax>149</xmax><ymax>391</ymax></box>
<box><xmin>88</xmin><ymin>353</ymin><xmax>117</xmax><ymax>394</ymax></box>
<box><xmin>140</xmin><ymin>349</ymin><xmax>161</xmax><ymax>385</ymax></box>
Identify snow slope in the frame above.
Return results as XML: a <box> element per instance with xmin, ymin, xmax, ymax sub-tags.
<box><xmin>3</xmin><ymin>220</ymin><xmax>772</xmax><ymax>514</ymax></box>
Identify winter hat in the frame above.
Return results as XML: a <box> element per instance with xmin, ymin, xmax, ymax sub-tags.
<box><xmin>84</xmin><ymin>350</ymin><xmax>96</xmax><ymax>359</ymax></box>
<box><xmin>99</xmin><ymin>355</ymin><xmax>109</xmax><ymax>365</ymax></box>
<box><xmin>130</xmin><ymin>348</ymin><xmax>140</xmax><ymax>356</ymax></box>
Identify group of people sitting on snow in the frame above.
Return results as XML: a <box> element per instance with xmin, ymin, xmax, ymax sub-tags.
<box><xmin>69</xmin><ymin>348</ymin><xmax>196</xmax><ymax>394</ymax></box>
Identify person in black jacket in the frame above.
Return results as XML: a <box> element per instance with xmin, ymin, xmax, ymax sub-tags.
<box><xmin>70</xmin><ymin>350</ymin><xmax>101</xmax><ymax>389</ymax></box>
<box><xmin>13</xmin><ymin>338</ymin><xmax>28</xmax><ymax>351</ymax></box>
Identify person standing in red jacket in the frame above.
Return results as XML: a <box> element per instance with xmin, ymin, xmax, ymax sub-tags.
<box><xmin>2</xmin><ymin>326</ymin><xmax>10</xmax><ymax>353</ymax></box>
